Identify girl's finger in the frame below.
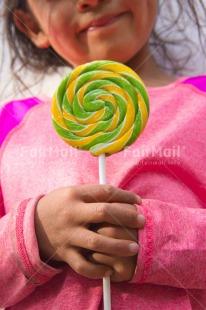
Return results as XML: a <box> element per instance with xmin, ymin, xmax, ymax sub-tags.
<box><xmin>87</xmin><ymin>252</ymin><xmax>136</xmax><ymax>282</ymax></box>
<box><xmin>64</xmin><ymin>248</ymin><xmax>113</xmax><ymax>280</ymax></box>
<box><xmin>87</xmin><ymin>252</ymin><xmax>115</xmax><ymax>267</ymax></box>
<box><xmin>74</xmin><ymin>184</ymin><xmax>141</xmax><ymax>205</ymax></box>
<box><xmin>70</xmin><ymin>229</ymin><xmax>139</xmax><ymax>257</ymax></box>
<box><xmin>77</xmin><ymin>202</ymin><xmax>146</xmax><ymax>229</ymax></box>
<box><xmin>93</xmin><ymin>223</ymin><xmax>137</xmax><ymax>241</ymax></box>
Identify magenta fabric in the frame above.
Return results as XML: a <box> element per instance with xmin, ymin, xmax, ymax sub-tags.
<box><xmin>182</xmin><ymin>75</ymin><xmax>206</xmax><ymax>92</ymax></box>
<box><xmin>0</xmin><ymin>76</ymin><xmax>205</xmax><ymax>150</ymax></box>
<box><xmin>0</xmin><ymin>81</ymin><xmax>206</xmax><ymax>309</ymax></box>
<box><xmin>0</xmin><ymin>97</ymin><xmax>42</xmax><ymax>147</ymax></box>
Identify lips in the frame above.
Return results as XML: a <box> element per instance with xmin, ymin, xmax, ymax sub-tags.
<box><xmin>80</xmin><ymin>13</ymin><xmax>124</xmax><ymax>33</ymax></box>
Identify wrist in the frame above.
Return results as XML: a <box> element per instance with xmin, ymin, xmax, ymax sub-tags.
<box><xmin>35</xmin><ymin>197</ymin><xmax>54</xmax><ymax>263</ymax></box>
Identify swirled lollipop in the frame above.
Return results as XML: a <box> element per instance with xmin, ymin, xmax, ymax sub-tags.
<box><xmin>52</xmin><ymin>60</ymin><xmax>149</xmax><ymax>156</ymax></box>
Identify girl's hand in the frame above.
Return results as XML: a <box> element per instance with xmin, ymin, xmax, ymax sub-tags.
<box><xmin>35</xmin><ymin>184</ymin><xmax>144</xmax><ymax>280</ymax></box>
<box><xmin>87</xmin><ymin>222</ymin><xmax>141</xmax><ymax>282</ymax></box>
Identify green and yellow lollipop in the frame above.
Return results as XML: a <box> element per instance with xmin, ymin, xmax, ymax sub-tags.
<box><xmin>52</xmin><ymin>60</ymin><xmax>149</xmax><ymax>156</ymax></box>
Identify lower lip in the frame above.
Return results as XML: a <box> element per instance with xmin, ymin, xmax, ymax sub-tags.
<box><xmin>85</xmin><ymin>13</ymin><xmax>124</xmax><ymax>32</ymax></box>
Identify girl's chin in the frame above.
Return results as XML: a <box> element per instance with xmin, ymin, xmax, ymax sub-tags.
<box><xmin>88</xmin><ymin>47</ymin><xmax>138</xmax><ymax>65</ymax></box>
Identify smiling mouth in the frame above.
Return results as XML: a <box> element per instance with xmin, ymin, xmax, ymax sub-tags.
<box><xmin>80</xmin><ymin>13</ymin><xmax>125</xmax><ymax>33</ymax></box>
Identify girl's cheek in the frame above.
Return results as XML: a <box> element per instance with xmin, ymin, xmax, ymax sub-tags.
<box><xmin>30</xmin><ymin>1</ymin><xmax>74</xmax><ymax>36</ymax></box>
<box><xmin>47</xmin><ymin>5</ymin><xmax>75</xmax><ymax>36</ymax></box>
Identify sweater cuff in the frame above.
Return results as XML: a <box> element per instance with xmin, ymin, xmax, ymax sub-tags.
<box><xmin>10</xmin><ymin>196</ymin><xmax>66</xmax><ymax>285</ymax></box>
<box><xmin>130</xmin><ymin>201</ymin><xmax>154</xmax><ymax>284</ymax></box>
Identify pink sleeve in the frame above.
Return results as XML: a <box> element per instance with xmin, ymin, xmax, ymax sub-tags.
<box><xmin>0</xmin><ymin>192</ymin><xmax>65</xmax><ymax>308</ymax></box>
<box><xmin>131</xmin><ymin>200</ymin><xmax>206</xmax><ymax>289</ymax></box>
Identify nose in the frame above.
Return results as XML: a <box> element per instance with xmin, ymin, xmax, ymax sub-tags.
<box><xmin>77</xmin><ymin>0</ymin><xmax>108</xmax><ymax>12</ymax></box>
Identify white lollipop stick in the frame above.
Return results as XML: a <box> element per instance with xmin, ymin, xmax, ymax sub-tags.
<box><xmin>99</xmin><ymin>153</ymin><xmax>111</xmax><ymax>310</ymax></box>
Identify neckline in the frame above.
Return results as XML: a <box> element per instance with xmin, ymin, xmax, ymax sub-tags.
<box><xmin>146</xmin><ymin>77</ymin><xmax>186</xmax><ymax>91</ymax></box>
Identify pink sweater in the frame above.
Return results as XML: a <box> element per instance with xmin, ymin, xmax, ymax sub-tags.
<box><xmin>1</xmin><ymin>78</ymin><xmax>206</xmax><ymax>309</ymax></box>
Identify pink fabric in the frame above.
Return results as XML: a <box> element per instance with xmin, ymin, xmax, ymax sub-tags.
<box><xmin>0</xmin><ymin>97</ymin><xmax>41</xmax><ymax>147</ymax></box>
<box><xmin>183</xmin><ymin>75</ymin><xmax>206</xmax><ymax>92</ymax></box>
<box><xmin>0</xmin><ymin>80</ymin><xmax>206</xmax><ymax>309</ymax></box>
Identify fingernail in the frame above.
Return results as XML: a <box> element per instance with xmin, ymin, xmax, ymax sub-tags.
<box><xmin>129</xmin><ymin>243</ymin><xmax>139</xmax><ymax>253</ymax></box>
<box><xmin>105</xmin><ymin>270</ymin><xmax>113</xmax><ymax>277</ymax></box>
<box><xmin>136</xmin><ymin>195</ymin><xmax>142</xmax><ymax>204</ymax></box>
<box><xmin>137</xmin><ymin>214</ymin><xmax>146</xmax><ymax>226</ymax></box>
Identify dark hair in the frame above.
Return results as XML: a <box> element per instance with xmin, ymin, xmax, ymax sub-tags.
<box><xmin>3</xmin><ymin>0</ymin><xmax>68</xmax><ymax>75</ymax></box>
<box><xmin>151</xmin><ymin>0</ymin><xmax>206</xmax><ymax>75</ymax></box>
<box><xmin>2</xmin><ymin>0</ymin><xmax>206</xmax><ymax>86</ymax></box>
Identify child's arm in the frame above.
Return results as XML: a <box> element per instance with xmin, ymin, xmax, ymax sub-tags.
<box><xmin>130</xmin><ymin>199</ymin><xmax>206</xmax><ymax>289</ymax></box>
<box><xmin>0</xmin><ymin>186</ymin><xmax>65</xmax><ymax>308</ymax></box>
<box><xmin>0</xmin><ymin>100</ymin><xmax>66</xmax><ymax>307</ymax></box>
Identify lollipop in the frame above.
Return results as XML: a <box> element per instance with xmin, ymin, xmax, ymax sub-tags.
<box><xmin>52</xmin><ymin>60</ymin><xmax>149</xmax><ymax>157</ymax></box>
<box><xmin>52</xmin><ymin>60</ymin><xmax>150</xmax><ymax>310</ymax></box>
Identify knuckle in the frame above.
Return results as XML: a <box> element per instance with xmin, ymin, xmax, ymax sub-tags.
<box><xmin>65</xmin><ymin>186</ymin><xmax>76</xmax><ymax>200</ymax></box>
<box><xmin>118</xmin><ymin>264</ymin><xmax>126</xmax><ymax>275</ymax></box>
<box><xmin>130</xmin><ymin>203</ymin><xmax>137</xmax><ymax>212</ymax></box>
<box><xmin>131</xmin><ymin>191</ymin><xmax>137</xmax><ymax>201</ymax></box>
<box><xmin>96</xmin><ymin>203</ymin><xmax>109</xmax><ymax>218</ymax></box>
<box><xmin>113</xmin><ymin>240</ymin><xmax>123</xmax><ymax>253</ymax></box>
<box><xmin>112</xmin><ymin>260</ymin><xmax>133</xmax><ymax>282</ymax></box>
<box><xmin>103</xmin><ymin>184</ymin><xmax>115</xmax><ymax>196</ymax></box>
<box><xmin>85</xmin><ymin>234</ymin><xmax>99</xmax><ymax>250</ymax></box>
<box><xmin>124</xmin><ymin>210</ymin><xmax>136</xmax><ymax>224</ymax></box>
<box><xmin>103</xmin><ymin>227</ymin><xmax>118</xmax><ymax>238</ymax></box>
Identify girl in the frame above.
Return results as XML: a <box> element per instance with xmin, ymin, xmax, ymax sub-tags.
<box><xmin>1</xmin><ymin>0</ymin><xmax>206</xmax><ymax>309</ymax></box>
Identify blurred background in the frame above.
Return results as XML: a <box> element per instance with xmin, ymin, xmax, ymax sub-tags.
<box><xmin>0</xmin><ymin>0</ymin><xmax>206</xmax><ymax>106</ymax></box>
